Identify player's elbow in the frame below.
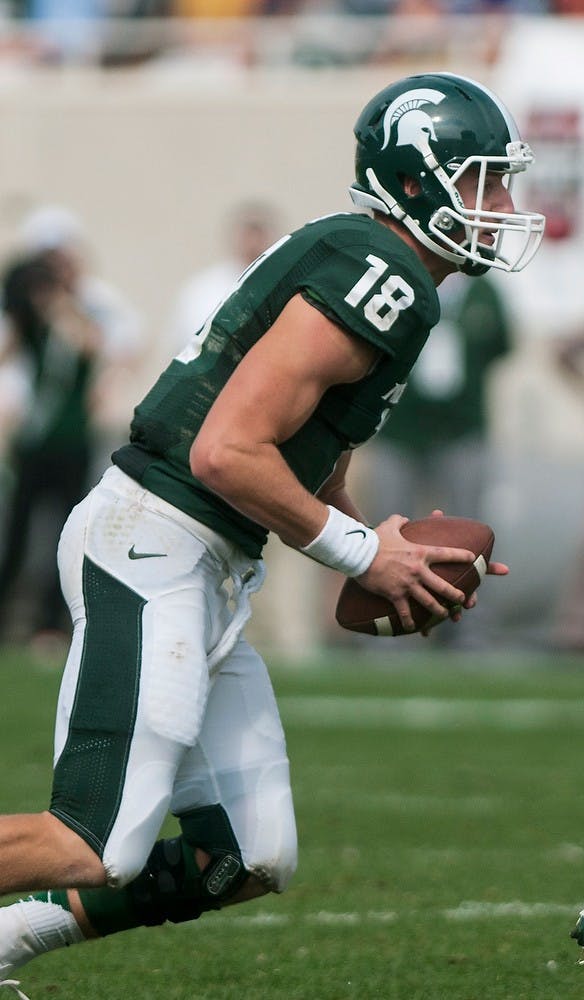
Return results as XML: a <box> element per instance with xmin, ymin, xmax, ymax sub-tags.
<box><xmin>190</xmin><ymin>435</ymin><xmax>235</xmax><ymax>494</ymax></box>
<box><xmin>190</xmin><ymin>435</ymin><xmax>219</xmax><ymax>483</ymax></box>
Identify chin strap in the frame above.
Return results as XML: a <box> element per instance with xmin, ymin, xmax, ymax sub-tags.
<box><xmin>458</xmin><ymin>258</ymin><xmax>490</xmax><ymax>277</ymax></box>
<box><xmin>457</xmin><ymin>243</ymin><xmax>494</xmax><ymax>277</ymax></box>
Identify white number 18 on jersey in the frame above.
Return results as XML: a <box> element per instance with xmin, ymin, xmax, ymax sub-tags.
<box><xmin>344</xmin><ymin>254</ymin><xmax>415</xmax><ymax>333</ymax></box>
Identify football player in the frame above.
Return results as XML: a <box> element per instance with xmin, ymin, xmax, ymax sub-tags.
<box><xmin>0</xmin><ymin>72</ymin><xmax>543</xmax><ymax>998</ymax></box>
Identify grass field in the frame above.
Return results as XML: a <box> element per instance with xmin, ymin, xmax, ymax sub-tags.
<box><xmin>3</xmin><ymin>645</ymin><xmax>584</xmax><ymax>999</ymax></box>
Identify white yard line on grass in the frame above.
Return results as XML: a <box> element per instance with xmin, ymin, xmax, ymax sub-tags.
<box><xmin>279</xmin><ymin>696</ymin><xmax>584</xmax><ymax>729</ymax></box>
<box><xmin>207</xmin><ymin>902</ymin><xmax>581</xmax><ymax>929</ymax></box>
<box><xmin>444</xmin><ymin>901</ymin><xmax>580</xmax><ymax>919</ymax></box>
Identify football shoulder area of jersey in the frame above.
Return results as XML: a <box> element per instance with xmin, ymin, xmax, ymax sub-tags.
<box><xmin>113</xmin><ymin>213</ymin><xmax>440</xmax><ymax>558</ymax></box>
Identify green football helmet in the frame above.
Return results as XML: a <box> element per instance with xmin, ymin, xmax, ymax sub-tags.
<box><xmin>349</xmin><ymin>72</ymin><xmax>545</xmax><ymax>275</ymax></box>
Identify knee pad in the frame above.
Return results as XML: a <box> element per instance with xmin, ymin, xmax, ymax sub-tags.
<box><xmin>179</xmin><ymin>803</ymin><xmax>247</xmax><ymax>902</ymax></box>
<box><xmin>126</xmin><ymin>804</ymin><xmax>247</xmax><ymax>927</ymax></box>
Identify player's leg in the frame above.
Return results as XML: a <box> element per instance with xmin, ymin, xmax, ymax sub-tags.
<box><xmin>72</xmin><ymin>634</ymin><xmax>297</xmax><ymax>936</ymax></box>
<box><xmin>172</xmin><ymin>635</ymin><xmax>298</xmax><ymax>897</ymax></box>
<box><xmin>0</xmin><ymin>485</ymin><xmax>130</xmax><ymax>897</ymax></box>
<box><xmin>0</xmin><ymin>473</ymin><xmax>293</xmax><ymax>982</ymax></box>
<box><xmin>0</xmin><ymin>635</ymin><xmax>296</xmax><ymax>980</ymax></box>
<box><xmin>0</xmin><ymin>812</ymin><xmax>105</xmax><ymax>895</ymax></box>
<box><xmin>0</xmin><ymin>470</ymin><xmax>223</xmax><ymax>982</ymax></box>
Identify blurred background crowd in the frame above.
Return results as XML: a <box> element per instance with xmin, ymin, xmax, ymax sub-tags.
<box><xmin>0</xmin><ymin>0</ymin><xmax>580</xmax><ymax>67</ymax></box>
<box><xmin>0</xmin><ymin>1</ymin><xmax>581</xmax><ymax>658</ymax></box>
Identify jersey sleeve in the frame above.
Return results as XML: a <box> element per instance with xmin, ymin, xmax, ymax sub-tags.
<box><xmin>299</xmin><ymin>234</ymin><xmax>439</xmax><ymax>357</ymax></box>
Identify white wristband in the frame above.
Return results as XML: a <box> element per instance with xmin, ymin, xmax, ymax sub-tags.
<box><xmin>300</xmin><ymin>505</ymin><xmax>379</xmax><ymax>577</ymax></box>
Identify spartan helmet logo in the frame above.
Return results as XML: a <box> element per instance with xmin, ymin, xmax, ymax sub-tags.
<box><xmin>381</xmin><ymin>88</ymin><xmax>446</xmax><ymax>160</ymax></box>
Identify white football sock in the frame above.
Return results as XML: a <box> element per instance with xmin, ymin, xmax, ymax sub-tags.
<box><xmin>0</xmin><ymin>895</ymin><xmax>85</xmax><ymax>976</ymax></box>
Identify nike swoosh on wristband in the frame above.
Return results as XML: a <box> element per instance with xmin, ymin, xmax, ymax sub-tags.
<box><xmin>128</xmin><ymin>545</ymin><xmax>168</xmax><ymax>560</ymax></box>
<box><xmin>345</xmin><ymin>529</ymin><xmax>367</xmax><ymax>539</ymax></box>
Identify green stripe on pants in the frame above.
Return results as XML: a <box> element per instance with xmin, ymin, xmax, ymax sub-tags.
<box><xmin>50</xmin><ymin>557</ymin><xmax>146</xmax><ymax>856</ymax></box>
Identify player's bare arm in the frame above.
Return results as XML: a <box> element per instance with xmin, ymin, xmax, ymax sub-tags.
<box><xmin>190</xmin><ymin>300</ymin><xmax>475</xmax><ymax>631</ymax></box>
<box><xmin>316</xmin><ymin>451</ymin><xmax>365</xmax><ymax>521</ymax></box>
<box><xmin>190</xmin><ymin>293</ymin><xmax>376</xmax><ymax>547</ymax></box>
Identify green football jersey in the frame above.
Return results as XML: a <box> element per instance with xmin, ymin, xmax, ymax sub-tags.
<box><xmin>113</xmin><ymin>213</ymin><xmax>439</xmax><ymax>558</ymax></box>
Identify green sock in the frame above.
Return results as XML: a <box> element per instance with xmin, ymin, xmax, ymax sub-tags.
<box><xmin>28</xmin><ymin>880</ymin><xmax>137</xmax><ymax>937</ymax></box>
<box><xmin>77</xmin><ymin>884</ymin><xmax>143</xmax><ymax>937</ymax></box>
<box><xmin>29</xmin><ymin>881</ymin><xmax>140</xmax><ymax>938</ymax></box>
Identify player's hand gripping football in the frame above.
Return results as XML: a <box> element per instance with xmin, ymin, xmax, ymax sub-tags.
<box><xmin>428</xmin><ymin>508</ymin><xmax>508</xmax><ymax>628</ymax></box>
<box><xmin>356</xmin><ymin>511</ymin><xmax>508</xmax><ymax>635</ymax></box>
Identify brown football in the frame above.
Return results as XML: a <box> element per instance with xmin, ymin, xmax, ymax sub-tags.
<box><xmin>335</xmin><ymin>516</ymin><xmax>495</xmax><ymax>637</ymax></box>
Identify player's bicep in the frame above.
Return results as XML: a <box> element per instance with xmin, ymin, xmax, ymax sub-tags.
<box><xmin>194</xmin><ymin>294</ymin><xmax>378</xmax><ymax>449</ymax></box>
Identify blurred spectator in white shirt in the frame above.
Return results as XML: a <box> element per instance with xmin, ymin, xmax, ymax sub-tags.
<box><xmin>169</xmin><ymin>201</ymin><xmax>280</xmax><ymax>354</ymax></box>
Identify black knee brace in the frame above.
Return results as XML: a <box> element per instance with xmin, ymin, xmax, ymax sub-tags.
<box><xmin>127</xmin><ymin>804</ymin><xmax>247</xmax><ymax>927</ymax></box>
<box><xmin>179</xmin><ymin>803</ymin><xmax>247</xmax><ymax>904</ymax></box>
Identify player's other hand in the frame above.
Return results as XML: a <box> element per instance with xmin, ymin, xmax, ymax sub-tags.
<box><xmin>429</xmin><ymin>507</ymin><xmax>510</xmax><ymax>591</ymax></box>
<box><xmin>357</xmin><ymin>513</ymin><xmax>475</xmax><ymax>634</ymax></box>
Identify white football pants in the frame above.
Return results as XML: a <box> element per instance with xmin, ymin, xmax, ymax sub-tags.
<box><xmin>53</xmin><ymin>465</ymin><xmax>298</xmax><ymax>891</ymax></box>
